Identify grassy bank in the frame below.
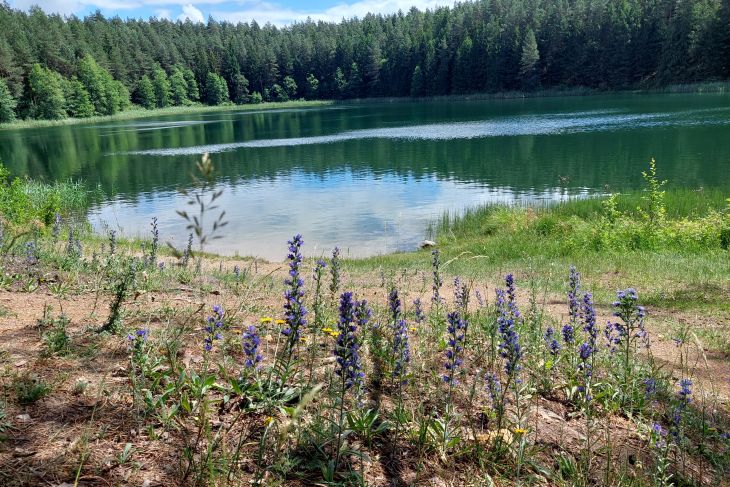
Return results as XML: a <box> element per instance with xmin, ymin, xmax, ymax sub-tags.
<box><xmin>0</xmin><ymin>99</ymin><xmax>334</xmax><ymax>131</ymax></box>
<box><xmin>0</xmin><ymin>161</ymin><xmax>729</xmax><ymax>486</ymax></box>
<box><xmin>344</xmin><ymin>81</ymin><xmax>730</xmax><ymax>105</ymax></box>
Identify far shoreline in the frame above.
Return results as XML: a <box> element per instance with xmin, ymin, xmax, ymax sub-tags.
<box><xmin>2</xmin><ymin>81</ymin><xmax>728</xmax><ymax>131</ymax></box>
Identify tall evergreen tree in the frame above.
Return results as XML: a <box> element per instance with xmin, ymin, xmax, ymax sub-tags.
<box><xmin>231</xmin><ymin>74</ymin><xmax>250</xmax><ymax>104</ymax></box>
<box><xmin>183</xmin><ymin>68</ymin><xmax>199</xmax><ymax>102</ymax></box>
<box><xmin>135</xmin><ymin>75</ymin><xmax>155</xmax><ymax>109</ymax></box>
<box><xmin>152</xmin><ymin>66</ymin><xmax>171</xmax><ymax>108</ymax></box>
<box><xmin>204</xmin><ymin>72</ymin><xmax>228</xmax><ymax>105</ymax></box>
<box><xmin>169</xmin><ymin>67</ymin><xmax>189</xmax><ymax>106</ymax></box>
<box><xmin>519</xmin><ymin>28</ymin><xmax>540</xmax><ymax>90</ymax></box>
<box><xmin>0</xmin><ymin>78</ymin><xmax>16</xmax><ymax>123</ymax></box>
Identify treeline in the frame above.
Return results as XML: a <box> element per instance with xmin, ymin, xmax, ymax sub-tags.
<box><xmin>1</xmin><ymin>0</ymin><xmax>730</xmax><ymax>122</ymax></box>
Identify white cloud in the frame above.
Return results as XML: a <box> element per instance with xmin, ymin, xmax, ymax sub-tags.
<box><xmin>9</xmin><ymin>0</ymin><xmax>450</xmax><ymax>24</ymax></box>
<box><xmin>212</xmin><ymin>0</ymin><xmax>447</xmax><ymax>25</ymax></box>
<box><xmin>178</xmin><ymin>3</ymin><xmax>205</xmax><ymax>22</ymax></box>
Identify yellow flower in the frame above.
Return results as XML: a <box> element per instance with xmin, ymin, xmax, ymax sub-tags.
<box><xmin>321</xmin><ymin>327</ymin><xmax>334</xmax><ymax>333</ymax></box>
<box><xmin>513</xmin><ymin>428</ymin><xmax>528</xmax><ymax>435</ymax></box>
<box><xmin>260</xmin><ymin>317</ymin><xmax>273</xmax><ymax>324</ymax></box>
<box><xmin>410</xmin><ymin>327</ymin><xmax>417</xmax><ymax>332</ymax></box>
<box><xmin>275</xmin><ymin>319</ymin><xmax>286</xmax><ymax>324</ymax></box>
<box><xmin>300</xmin><ymin>337</ymin><xmax>307</xmax><ymax>342</ymax></box>
<box><xmin>264</xmin><ymin>416</ymin><xmax>275</xmax><ymax>426</ymax></box>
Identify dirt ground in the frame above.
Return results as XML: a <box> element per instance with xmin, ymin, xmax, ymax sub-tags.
<box><xmin>0</xmin><ymin>258</ymin><xmax>728</xmax><ymax>486</ymax></box>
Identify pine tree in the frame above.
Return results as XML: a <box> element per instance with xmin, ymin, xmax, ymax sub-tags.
<box><xmin>410</xmin><ymin>65</ymin><xmax>424</xmax><ymax>97</ymax></box>
<box><xmin>169</xmin><ymin>67</ymin><xmax>189</xmax><ymax>106</ymax></box>
<box><xmin>334</xmin><ymin>67</ymin><xmax>347</xmax><ymax>98</ymax></box>
<box><xmin>519</xmin><ymin>28</ymin><xmax>540</xmax><ymax>91</ymax></box>
<box><xmin>347</xmin><ymin>62</ymin><xmax>362</xmax><ymax>98</ymax></box>
<box><xmin>0</xmin><ymin>78</ymin><xmax>17</xmax><ymax>123</ymax></box>
<box><xmin>204</xmin><ymin>72</ymin><xmax>228</xmax><ymax>105</ymax></box>
<box><xmin>135</xmin><ymin>75</ymin><xmax>155</xmax><ymax>109</ymax></box>
<box><xmin>232</xmin><ymin>74</ymin><xmax>250</xmax><ymax>104</ymax></box>
<box><xmin>183</xmin><ymin>68</ymin><xmax>199</xmax><ymax>101</ymax></box>
<box><xmin>63</xmin><ymin>77</ymin><xmax>94</xmax><ymax>118</ymax></box>
<box><xmin>27</xmin><ymin>64</ymin><xmax>66</xmax><ymax>120</ymax></box>
<box><xmin>152</xmin><ymin>66</ymin><xmax>171</xmax><ymax>108</ymax></box>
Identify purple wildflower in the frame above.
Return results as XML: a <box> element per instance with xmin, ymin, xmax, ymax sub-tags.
<box><xmin>431</xmin><ymin>249</ymin><xmax>442</xmax><ymax>304</ymax></box>
<box><xmin>485</xmin><ymin>372</ymin><xmax>502</xmax><ymax>406</ymax></box>
<box><xmin>568</xmin><ymin>265</ymin><xmax>581</xmax><ymax>323</ymax></box>
<box><xmin>496</xmin><ymin>275</ymin><xmax>522</xmax><ymax>377</ymax></box>
<box><xmin>108</xmin><ymin>229</ymin><xmax>117</xmax><ymax>255</ymax></box>
<box><xmin>25</xmin><ymin>241</ymin><xmax>38</xmax><ymax>266</ymax></box>
<box><xmin>242</xmin><ymin>325</ymin><xmax>263</xmax><ymax>369</ymax></box>
<box><xmin>282</xmin><ymin>234</ymin><xmax>307</xmax><ymax>343</ymax></box>
<box><xmin>475</xmin><ymin>289</ymin><xmax>485</xmax><ymax>308</ymax></box>
<box><xmin>233</xmin><ymin>265</ymin><xmax>241</xmax><ymax>279</ymax></box>
<box><xmin>454</xmin><ymin>277</ymin><xmax>468</xmax><ymax>310</ymax></box>
<box><xmin>562</xmin><ymin>324</ymin><xmax>575</xmax><ymax>344</ymax></box>
<box><xmin>204</xmin><ymin>305</ymin><xmax>225</xmax><ymax>352</ymax></box>
<box><xmin>388</xmin><ymin>288</ymin><xmax>402</xmax><ymax>320</ymax></box>
<box><xmin>645</xmin><ymin>377</ymin><xmax>657</xmax><ymax>400</ymax></box>
<box><xmin>443</xmin><ymin>311</ymin><xmax>466</xmax><ymax>384</ymax></box>
<box><xmin>413</xmin><ymin>298</ymin><xmax>425</xmax><ymax>324</ymax></box>
<box><xmin>329</xmin><ymin>246</ymin><xmax>341</xmax><ymax>297</ymax></box>
<box><xmin>334</xmin><ymin>292</ymin><xmax>364</xmax><ymax>390</ymax></box>
<box><xmin>651</xmin><ymin>423</ymin><xmax>668</xmax><ymax>449</ymax></box>
<box><xmin>544</xmin><ymin>327</ymin><xmax>561</xmax><ymax>356</ymax></box>
<box><xmin>393</xmin><ymin>318</ymin><xmax>410</xmax><ymax>381</ymax></box>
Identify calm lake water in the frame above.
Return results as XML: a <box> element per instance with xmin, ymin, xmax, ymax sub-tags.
<box><xmin>2</xmin><ymin>93</ymin><xmax>730</xmax><ymax>260</ymax></box>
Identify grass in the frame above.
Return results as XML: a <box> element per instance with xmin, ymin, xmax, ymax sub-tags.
<box><xmin>0</xmin><ymin>99</ymin><xmax>334</xmax><ymax>131</ymax></box>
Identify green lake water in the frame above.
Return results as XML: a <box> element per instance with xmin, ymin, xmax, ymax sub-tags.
<box><xmin>1</xmin><ymin>93</ymin><xmax>729</xmax><ymax>259</ymax></box>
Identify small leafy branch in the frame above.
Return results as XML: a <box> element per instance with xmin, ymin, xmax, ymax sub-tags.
<box><xmin>638</xmin><ymin>158</ymin><xmax>667</xmax><ymax>227</ymax></box>
<box><xmin>173</xmin><ymin>153</ymin><xmax>227</xmax><ymax>268</ymax></box>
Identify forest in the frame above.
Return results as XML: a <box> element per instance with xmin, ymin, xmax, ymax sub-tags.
<box><xmin>1</xmin><ymin>0</ymin><xmax>730</xmax><ymax>121</ymax></box>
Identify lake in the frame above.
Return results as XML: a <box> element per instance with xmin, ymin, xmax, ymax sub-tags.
<box><xmin>1</xmin><ymin>93</ymin><xmax>729</xmax><ymax>260</ymax></box>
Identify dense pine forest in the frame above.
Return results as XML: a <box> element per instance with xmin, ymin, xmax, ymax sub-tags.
<box><xmin>1</xmin><ymin>0</ymin><xmax>730</xmax><ymax>122</ymax></box>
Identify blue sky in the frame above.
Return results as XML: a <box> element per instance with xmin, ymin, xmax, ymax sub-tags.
<box><xmin>8</xmin><ymin>0</ymin><xmax>447</xmax><ymax>25</ymax></box>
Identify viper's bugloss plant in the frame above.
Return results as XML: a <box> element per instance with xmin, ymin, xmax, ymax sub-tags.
<box><xmin>203</xmin><ymin>305</ymin><xmax>224</xmax><ymax>352</ymax></box>
<box><xmin>147</xmin><ymin>216</ymin><xmax>159</xmax><ymax>268</ymax></box>
<box><xmin>443</xmin><ymin>311</ymin><xmax>466</xmax><ymax>385</ymax></box>
<box><xmin>25</xmin><ymin>241</ymin><xmax>37</xmax><ymax>267</ymax></box>
<box><xmin>413</xmin><ymin>298</ymin><xmax>425</xmax><ymax>324</ymax></box>
<box><xmin>278</xmin><ymin>234</ymin><xmax>307</xmax><ymax>384</ymax></box>
<box><xmin>332</xmin><ymin>291</ymin><xmax>366</xmax><ymax>467</ymax></box>
<box><xmin>329</xmin><ymin>246</ymin><xmax>340</xmax><ymax>298</ymax></box>
<box><xmin>108</xmin><ymin>229</ymin><xmax>117</xmax><ymax>255</ymax></box>
<box><xmin>242</xmin><ymin>325</ymin><xmax>262</xmax><ymax>369</ymax></box>
<box><xmin>605</xmin><ymin>288</ymin><xmax>648</xmax><ymax>403</ymax></box>
<box><xmin>393</xmin><ymin>318</ymin><xmax>409</xmax><ymax>382</ymax></box>
<box><xmin>454</xmin><ymin>276</ymin><xmax>468</xmax><ymax>312</ymax></box>
<box><xmin>672</xmin><ymin>378</ymin><xmax>693</xmax><ymax>438</ymax></box>
<box><xmin>52</xmin><ymin>212</ymin><xmax>61</xmax><ymax>241</ymax></box>
<box><xmin>544</xmin><ymin>327</ymin><xmax>560</xmax><ymax>356</ymax></box>
<box><xmin>334</xmin><ymin>292</ymin><xmax>364</xmax><ymax>391</ymax></box>
<box><xmin>496</xmin><ymin>275</ymin><xmax>522</xmax><ymax>379</ymax></box>
<box><xmin>431</xmin><ymin>249</ymin><xmax>442</xmax><ymax>304</ymax></box>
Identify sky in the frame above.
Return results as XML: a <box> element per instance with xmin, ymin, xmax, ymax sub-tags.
<box><xmin>7</xmin><ymin>0</ymin><xmax>448</xmax><ymax>25</ymax></box>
